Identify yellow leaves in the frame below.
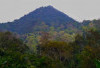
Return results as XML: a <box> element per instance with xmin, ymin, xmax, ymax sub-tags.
<box><xmin>84</xmin><ymin>46</ymin><xmax>93</xmax><ymax>52</ymax></box>
<box><xmin>40</xmin><ymin>41</ymin><xmax>73</xmax><ymax>62</ymax></box>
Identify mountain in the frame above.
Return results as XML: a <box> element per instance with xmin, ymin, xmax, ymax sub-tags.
<box><xmin>0</xmin><ymin>6</ymin><xmax>80</xmax><ymax>34</ymax></box>
<box><xmin>82</xmin><ymin>19</ymin><xmax>100</xmax><ymax>31</ymax></box>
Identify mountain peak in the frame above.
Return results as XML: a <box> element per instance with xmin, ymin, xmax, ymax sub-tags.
<box><xmin>0</xmin><ymin>6</ymin><xmax>79</xmax><ymax>34</ymax></box>
<box><xmin>45</xmin><ymin>5</ymin><xmax>54</xmax><ymax>9</ymax></box>
<box><xmin>38</xmin><ymin>5</ymin><xmax>54</xmax><ymax>9</ymax></box>
<box><xmin>20</xmin><ymin>5</ymin><xmax>77</xmax><ymax>23</ymax></box>
<box><xmin>32</xmin><ymin>5</ymin><xmax>57</xmax><ymax>13</ymax></box>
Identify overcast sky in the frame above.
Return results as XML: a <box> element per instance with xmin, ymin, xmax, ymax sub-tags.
<box><xmin>0</xmin><ymin>0</ymin><xmax>100</xmax><ymax>23</ymax></box>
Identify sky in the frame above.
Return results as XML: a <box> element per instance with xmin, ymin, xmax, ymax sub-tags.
<box><xmin>0</xmin><ymin>0</ymin><xmax>100</xmax><ymax>23</ymax></box>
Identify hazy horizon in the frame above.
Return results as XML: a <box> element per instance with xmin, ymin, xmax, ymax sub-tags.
<box><xmin>0</xmin><ymin>0</ymin><xmax>100</xmax><ymax>23</ymax></box>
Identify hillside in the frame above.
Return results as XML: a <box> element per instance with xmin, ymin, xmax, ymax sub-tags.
<box><xmin>0</xmin><ymin>6</ymin><xmax>80</xmax><ymax>34</ymax></box>
<box><xmin>81</xmin><ymin>19</ymin><xmax>100</xmax><ymax>31</ymax></box>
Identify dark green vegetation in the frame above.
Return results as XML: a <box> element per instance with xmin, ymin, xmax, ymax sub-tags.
<box><xmin>0</xmin><ymin>29</ymin><xmax>100</xmax><ymax>68</ymax></box>
<box><xmin>0</xmin><ymin>6</ymin><xmax>100</xmax><ymax>68</ymax></box>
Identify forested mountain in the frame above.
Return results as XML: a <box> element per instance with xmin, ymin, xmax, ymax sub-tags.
<box><xmin>81</xmin><ymin>19</ymin><xmax>100</xmax><ymax>31</ymax></box>
<box><xmin>0</xmin><ymin>5</ymin><xmax>100</xmax><ymax>68</ymax></box>
<box><xmin>0</xmin><ymin>6</ymin><xmax>80</xmax><ymax>34</ymax></box>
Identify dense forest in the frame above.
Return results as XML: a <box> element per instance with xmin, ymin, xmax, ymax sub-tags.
<box><xmin>0</xmin><ymin>6</ymin><xmax>100</xmax><ymax>68</ymax></box>
<box><xmin>0</xmin><ymin>27</ymin><xmax>100</xmax><ymax>68</ymax></box>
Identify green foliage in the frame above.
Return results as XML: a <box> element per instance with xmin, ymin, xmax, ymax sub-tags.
<box><xmin>0</xmin><ymin>32</ymin><xmax>53</xmax><ymax>68</ymax></box>
<box><xmin>25</xmin><ymin>33</ymin><xmax>38</xmax><ymax>53</ymax></box>
<box><xmin>95</xmin><ymin>60</ymin><xmax>100</xmax><ymax>68</ymax></box>
<box><xmin>0</xmin><ymin>27</ymin><xmax>100</xmax><ymax>68</ymax></box>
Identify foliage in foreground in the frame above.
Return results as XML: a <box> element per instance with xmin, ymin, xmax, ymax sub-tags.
<box><xmin>0</xmin><ymin>29</ymin><xmax>100</xmax><ymax>68</ymax></box>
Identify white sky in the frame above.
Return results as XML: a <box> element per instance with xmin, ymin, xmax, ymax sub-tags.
<box><xmin>0</xmin><ymin>0</ymin><xmax>100</xmax><ymax>23</ymax></box>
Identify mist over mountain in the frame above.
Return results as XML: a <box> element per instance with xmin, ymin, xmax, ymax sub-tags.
<box><xmin>0</xmin><ymin>6</ymin><xmax>80</xmax><ymax>34</ymax></box>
